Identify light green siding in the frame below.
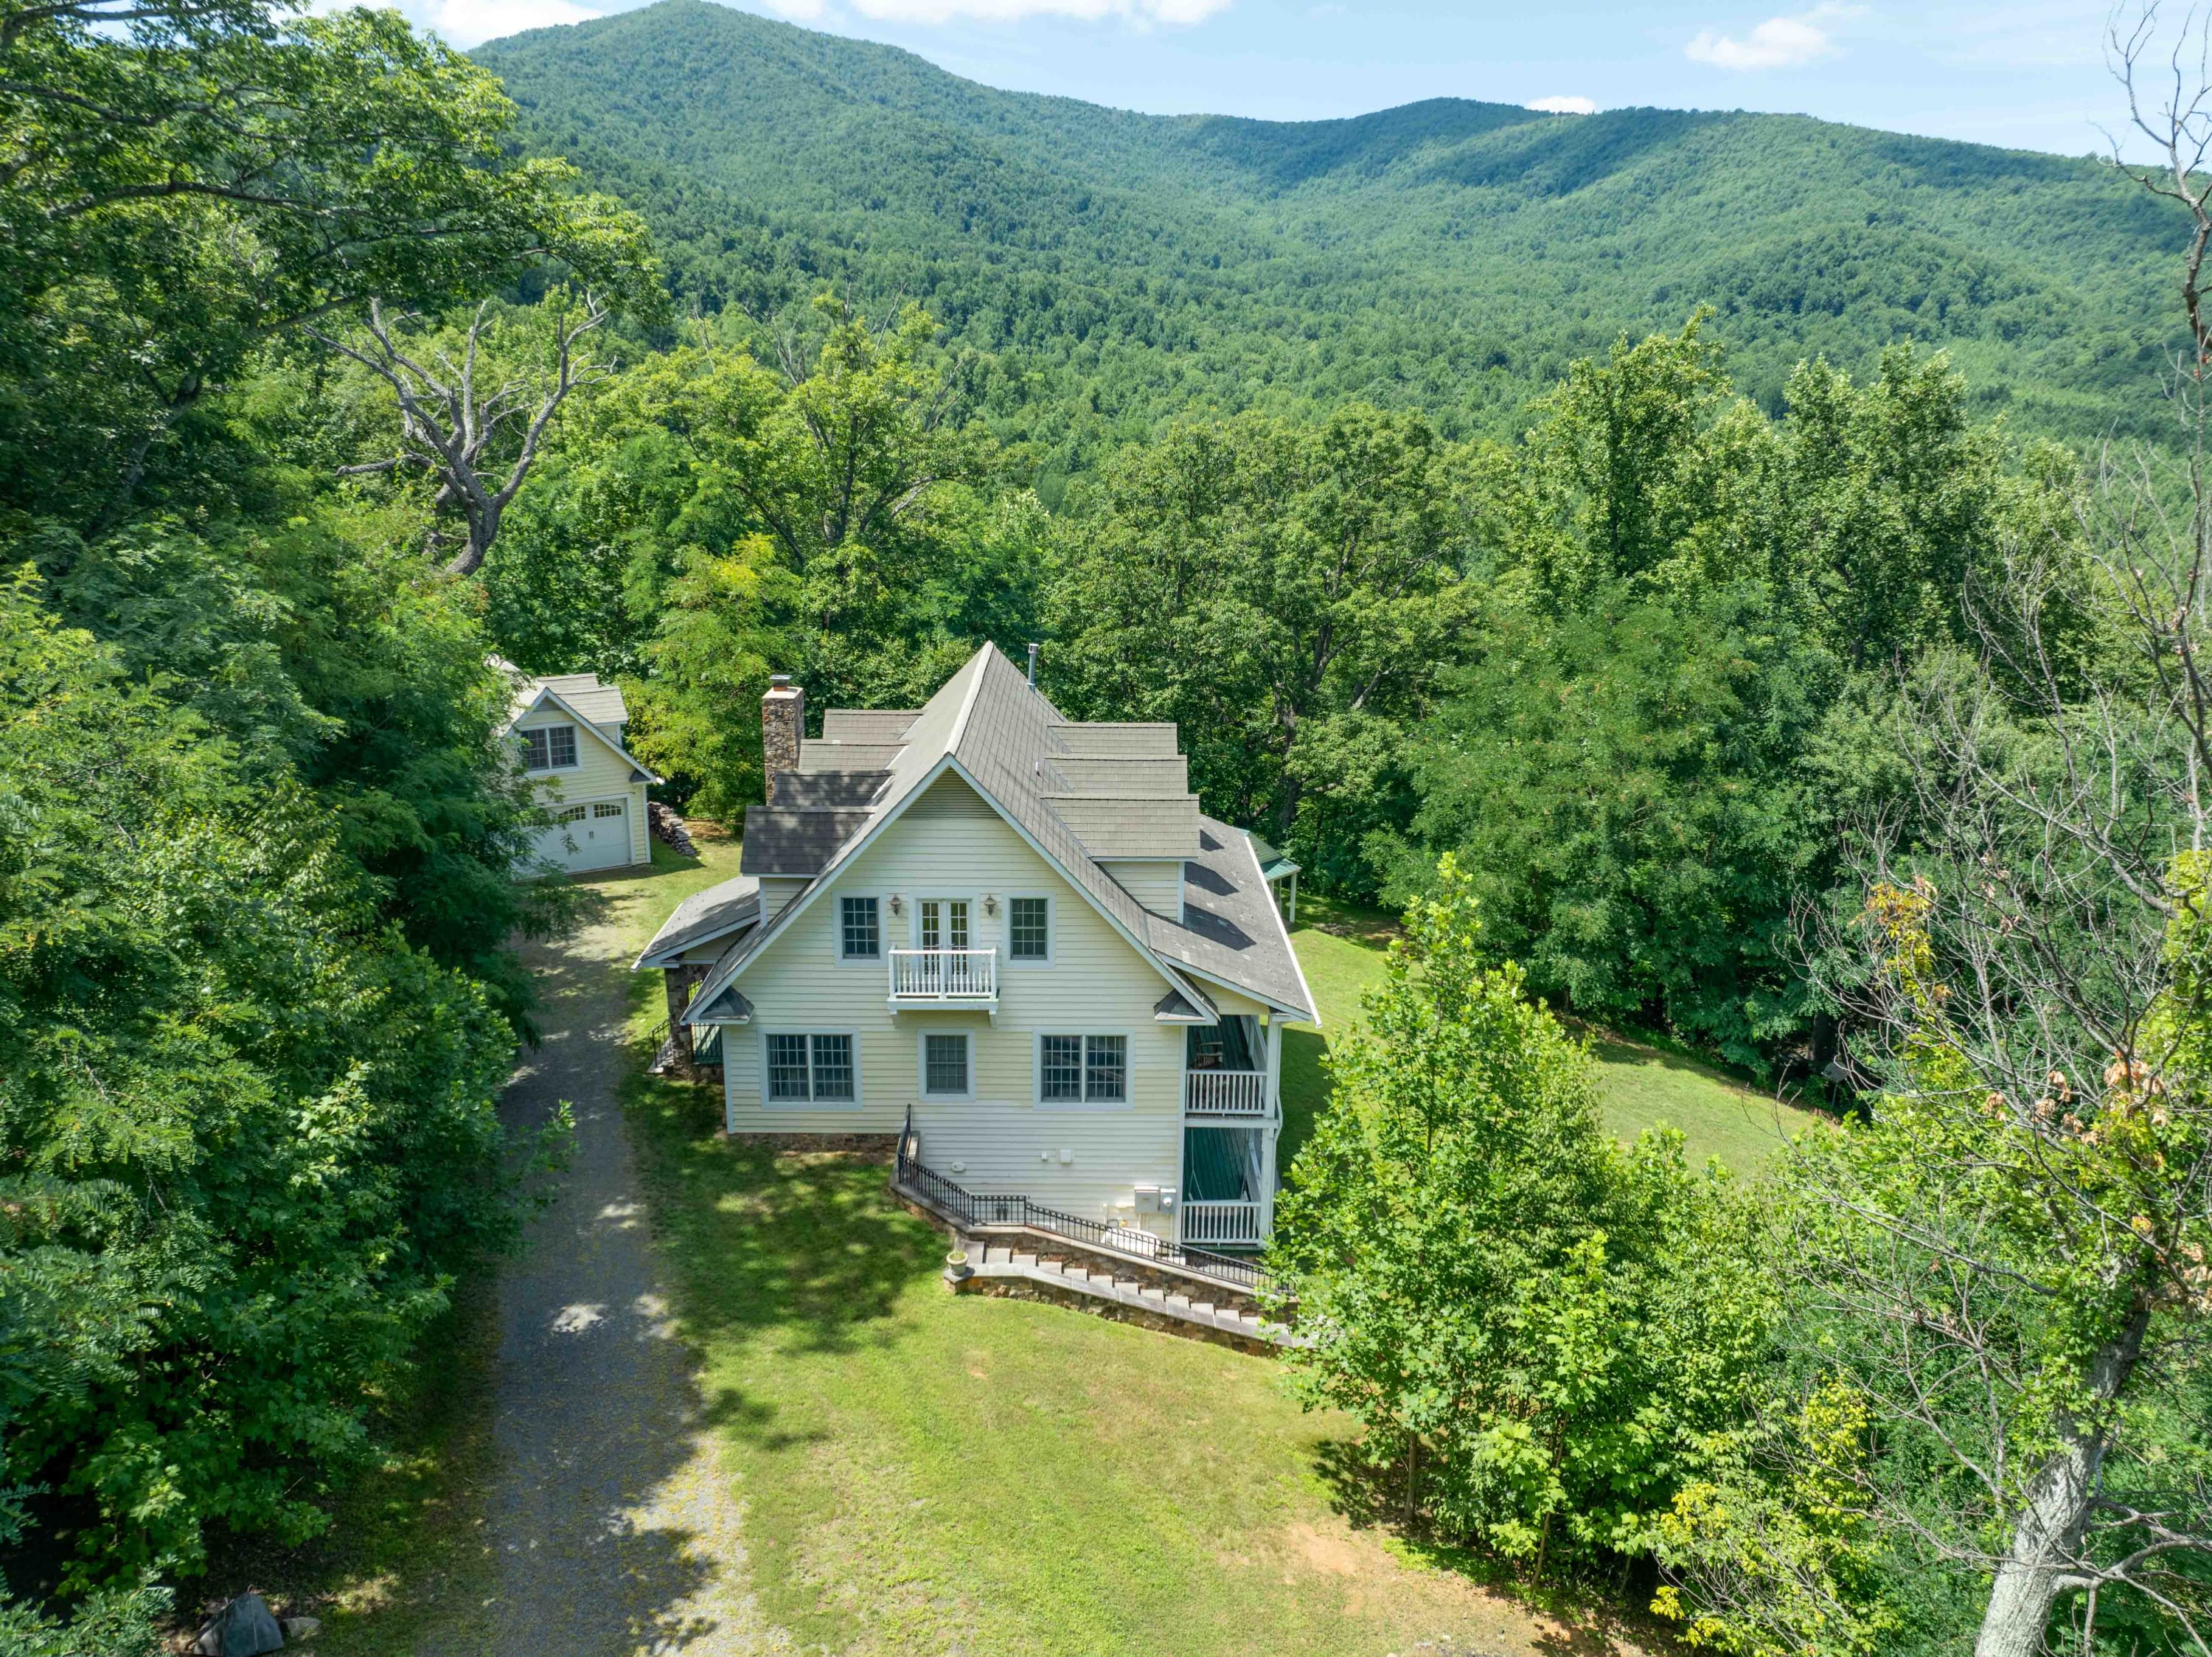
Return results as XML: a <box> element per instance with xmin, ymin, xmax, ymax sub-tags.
<box><xmin>515</xmin><ymin>707</ymin><xmax>649</xmax><ymax>866</ymax></box>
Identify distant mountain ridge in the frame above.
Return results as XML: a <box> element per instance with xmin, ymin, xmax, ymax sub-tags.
<box><xmin>475</xmin><ymin>1</ymin><xmax>2178</xmax><ymax>473</ymax></box>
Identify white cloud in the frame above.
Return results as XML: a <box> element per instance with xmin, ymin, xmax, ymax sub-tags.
<box><xmin>1686</xmin><ymin>5</ymin><xmax>1854</xmax><ymax>70</ymax></box>
<box><xmin>800</xmin><ymin>0</ymin><xmax>1232</xmax><ymax>21</ymax></box>
<box><xmin>407</xmin><ymin>0</ymin><xmax>602</xmax><ymax>44</ymax></box>
<box><xmin>1526</xmin><ymin>94</ymin><xmax>1599</xmax><ymax>114</ymax></box>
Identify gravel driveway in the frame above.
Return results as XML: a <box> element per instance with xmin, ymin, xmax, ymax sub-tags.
<box><xmin>417</xmin><ymin>878</ymin><xmax>787</xmax><ymax>1656</ymax></box>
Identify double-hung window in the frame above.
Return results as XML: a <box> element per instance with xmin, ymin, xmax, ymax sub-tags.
<box><xmin>921</xmin><ymin>1032</ymin><xmax>971</xmax><ymax>1100</ymax></box>
<box><xmin>1009</xmin><ymin>897</ymin><xmax>1050</xmax><ymax>962</ymax></box>
<box><xmin>765</xmin><ymin>1033</ymin><xmax>856</xmax><ymax>1104</ymax></box>
<box><xmin>521</xmin><ymin>723</ymin><xmax>578</xmax><ymax>771</ymax></box>
<box><xmin>840</xmin><ymin>895</ymin><xmax>880</xmax><ymax>960</ymax></box>
<box><xmin>1039</xmin><ymin>1034</ymin><xmax>1127</xmax><ymax>1105</ymax></box>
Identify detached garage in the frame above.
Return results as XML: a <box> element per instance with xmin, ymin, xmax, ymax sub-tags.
<box><xmin>497</xmin><ymin>664</ymin><xmax>661</xmax><ymax>875</ymax></box>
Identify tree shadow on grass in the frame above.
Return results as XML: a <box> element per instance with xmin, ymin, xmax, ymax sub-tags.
<box><xmin>620</xmin><ymin>1060</ymin><xmax>947</xmax><ymax>1361</ymax></box>
<box><xmin>1310</xmin><ymin>1437</ymin><xmax>1676</xmax><ymax>1656</ymax></box>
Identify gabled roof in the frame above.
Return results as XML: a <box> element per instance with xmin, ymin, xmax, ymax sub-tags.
<box><xmin>532</xmin><ymin>672</ymin><xmax>628</xmax><ymax>730</ymax></box>
<box><xmin>675</xmin><ymin>644</ymin><xmax>1318</xmax><ymax>1026</ymax></box>
<box><xmin>496</xmin><ymin>666</ymin><xmax>663</xmax><ymax>786</ymax></box>
<box><xmin>635</xmin><ymin>872</ymin><xmax>762</xmax><ymax>969</ymax></box>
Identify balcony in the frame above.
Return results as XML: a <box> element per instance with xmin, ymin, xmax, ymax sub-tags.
<box><xmin>1180</xmin><ymin>1200</ymin><xmax>1265</xmax><ymax>1248</ymax></box>
<box><xmin>1183</xmin><ymin>1069</ymin><xmax>1270</xmax><ymax>1117</ymax></box>
<box><xmin>888</xmin><ymin>947</ymin><xmax>998</xmax><ymax>1009</ymax></box>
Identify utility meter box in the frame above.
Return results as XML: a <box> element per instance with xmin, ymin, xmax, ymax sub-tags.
<box><xmin>1133</xmin><ymin>1184</ymin><xmax>1161</xmax><ymax>1214</ymax></box>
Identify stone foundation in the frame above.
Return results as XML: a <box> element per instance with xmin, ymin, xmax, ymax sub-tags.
<box><xmin>731</xmin><ymin>1131</ymin><xmax>900</xmax><ymax>1158</ymax></box>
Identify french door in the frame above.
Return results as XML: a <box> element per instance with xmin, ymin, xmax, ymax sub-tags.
<box><xmin>918</xmin><ymin>899</ymin><xmax>970</xmax><ymax>951</ymax></box>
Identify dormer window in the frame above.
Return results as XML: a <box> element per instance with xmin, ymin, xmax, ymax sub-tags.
<box><xmin>522</xmin><ymin>724</ymin><xmax>578</xmax><ymax>771</ymax></box>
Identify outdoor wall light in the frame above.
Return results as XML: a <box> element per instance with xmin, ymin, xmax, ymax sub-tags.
<box><xmin>982</xmin><ymin>893</ymin><xmax>999</xmax><ymax>916</ymax></box>
<box><xmin>888</xmin><ymin>894</ymin><xmax>903</xmax><ymax>915</ymax></box>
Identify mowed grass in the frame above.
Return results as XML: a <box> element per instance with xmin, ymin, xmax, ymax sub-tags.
<box><xmin>1282</xmin><ymin>894</ymin><xmax>1827</xmax><ymax>1175</ymax></box>
<box><xmin>612</xmin><ymin>849</ymin><xmax>1659</xmax><ymax>1657</ymax></box>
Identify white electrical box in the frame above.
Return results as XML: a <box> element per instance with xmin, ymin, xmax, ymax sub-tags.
<box><xmin>1133</xmin><ymin>1184</ymin><xmax>1161</xmax><ymax>1214</ymax></box>
<box><xmin>1058</xmin><ymin>1147</ymin><xmax>1074</xmax><ymax>1165</ymax></box>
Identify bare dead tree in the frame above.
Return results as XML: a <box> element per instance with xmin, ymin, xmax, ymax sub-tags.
<box><xmin>308</xmin><ymin>290</ymin><xmax>609</xmax><ymax>577</ymax></box>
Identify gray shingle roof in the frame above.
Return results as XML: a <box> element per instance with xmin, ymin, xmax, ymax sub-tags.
<box><xmin>1053</xmin><ymin>723</ymin><xmax>1178</xmax><ymax>757</ymax></box>
<box><xmin>821</xmin><ymin>709</ymin><xmax>919</xmax><ymax>743</ymax></box>
<box><xmin>740</xmin><ymin>807</ymin><xmax>877</xmax><ymax>875</ymax></box>
<box><xmin>1041</xmin><ymin>795</ymin><xmax>1200</xmax><ymax>858</ymax></box>
<box><xmin>681</xmin><ymin>645</ymin><xmax>1316</xmax><ymax>1026</ymax></box>
<box><xmin>773</xmin><ymin>770</ymin><xmax>888</xmax><ymax>808</ymax></box>
<box><xmin>635</xmin><ymin>873</ymin><xmax>762</xmax><ymax>968</ymax></box>
<box><xmin>1043</xmin><ymin>756</ymin><xmax>1191</xmax><ymax>796</ymax></box>
<box><xmin>497</xmin><ymin>665</ymin><xmax>661</xmax><ymax>785</ymax></box>
<box><xmin>534</xmin><ymin>673</ymin><xmax>629</xmax><ymax>730</ymax></box>
<box><xmin>799</xmin><ymin>741</ymin><xmax>905</xmax><ymax>774</ymax></box>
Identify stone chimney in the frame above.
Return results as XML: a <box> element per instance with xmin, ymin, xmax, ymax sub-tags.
<box><xmin>762</xmin><ymin>674</ymin><xmax>803</xmax><ymax>803</ymax></box>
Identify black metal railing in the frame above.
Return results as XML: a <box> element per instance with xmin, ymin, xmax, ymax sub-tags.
<box><xmin>895</xmin><ymin>1108</ymin><xmax>1279</xmax><ymax>1298</ymax></box>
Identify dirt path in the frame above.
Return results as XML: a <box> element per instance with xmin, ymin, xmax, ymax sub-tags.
<box><xmin>415</xmin><ymin>879</ymin><xmax>783</xmax><ymax>1656</ymax></box>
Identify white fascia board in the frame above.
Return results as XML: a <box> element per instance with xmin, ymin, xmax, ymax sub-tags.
<box><xmin>634</xmin><ymin>918</ymin><xmax>757</xmax><ymax>972</ymax></box>
<box><xmin>510</xmin><ymin>685</ymin><xmax>665</xmax><ymax>786</ymax></box>
<box><xmin>1244</xmin><ymin>827</ymin><xmax>1320</xmax><ymax>1026</ymax></box>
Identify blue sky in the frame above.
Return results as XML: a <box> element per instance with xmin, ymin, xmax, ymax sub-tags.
<box><xmin>419</xmin><ymin>0</ymin><xmax>2127</xmax><ymax>160</ymax></box>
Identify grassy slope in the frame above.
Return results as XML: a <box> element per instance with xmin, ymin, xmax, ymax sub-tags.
<box><xmin>1281</xmin><ymin>897</ymin><xmax>1826</xmax><ymax>1176</ymax></box>
<box><xmin>606</xmin><ymin>844</ymin><xmax>1660</xmax><ymax>1656</ymax></box>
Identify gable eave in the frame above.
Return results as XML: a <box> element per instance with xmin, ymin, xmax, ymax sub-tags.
<box><xmin>684</xmin><ymin>751</ymin><xmax>1205</xmax><ymax>1016</ymax></box>
<box><xmin>509</xmin><ymin>684</ymin><xmax>664</xmax><ymax>786</ymax></box>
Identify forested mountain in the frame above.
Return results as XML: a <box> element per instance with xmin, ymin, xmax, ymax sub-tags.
<box><xmin>477</xmin><ymin>0</ymin><xmax>2175</xmax><ymax>487</ymax></box>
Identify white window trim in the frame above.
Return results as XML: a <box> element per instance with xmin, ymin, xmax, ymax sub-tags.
<box><xmin>917</xmin><ymin>1030</ymin><xmax>975</xmax><ymax>1102</ymax></box>
<box><xmin>758</xmin><ymin>1029</ymin><xmax>863</xmax><ymax>1111</ymax></box>
<box><xmin>520</xmin><ymin>720</ymin><xmax>582</xmax><ymax>774</ymax></box>
<box><xmin>1003</xmin><ymin>892</ymin><xmax>1054</xmax><ymax>968</ymax></box>
<box><xmin>1032</xmin><ymin>1030</ymin><xmax>1135</xmax><ymax>1112</ymax></box>
<box><xmin>835</xmin><ymin>892</ymin><xmax>884</xmax><ymax>965</ymax></box>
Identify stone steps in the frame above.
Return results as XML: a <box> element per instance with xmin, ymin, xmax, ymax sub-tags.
<box><xmin>963</xmin><ymin>1243</ymin><xmax>1300</xmax><ymax>1349</ymax></box>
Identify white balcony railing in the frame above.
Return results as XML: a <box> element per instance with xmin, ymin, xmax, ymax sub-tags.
<box><xmin>888</xmin><ymin>948</ymin><xmax>998</xmax><ymax>1002</ymax></box>
<box><xmin>1180</xmin><ymin>1200</ymin><xmax>1264</xmax><ymax>1248</ymax></box>
<box><xmin>1183</xmin><ymin>1069</ymin><xmax>1270</xmax><ymax>1116</ymax></box>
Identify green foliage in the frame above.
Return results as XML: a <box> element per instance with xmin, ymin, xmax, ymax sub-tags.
<box><xmin>473</xmin><ymin>0</ymin><xmax>2174</xmax><ymax>477</ymax></box>
<box><xmin>1271</xmin><ymin>858</ymin><xmax>1773</xmax><ymax>1571</ymax></box>
<box><xmin>22</xmin><ymin>511</ymin><xmax>564</xmax><ymax>1024</ymax></box>
<box><xmin>0</xmin><ymin>0</ymin><xmax>658</xmax><ymax>527</ymax></box>
<box><xmin>0</xmin><ymin>573</ymin><xmax>533</xmax><ymax>1582</ymax></box>
<box><xmin>1377</xmin><ymin>328</ymin><xmax>2068</xmax><ymax>1065</ymax></box>
<box><xmin>1045</xmin><ymin>404</ymin><xmax>1470</xmax><ymax>889</ymax></box>
<box><xmin>486</xmin><ymin>308</ymin><xmax>1040</xmax><ymax>816</ymax></box>
<box><xmin>0</xmin><ymin>1583</ymin><xmax>167</xmax><ymax>1657</ymax></box>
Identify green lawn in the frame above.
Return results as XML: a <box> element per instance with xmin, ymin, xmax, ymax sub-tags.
<box><xmin>1282</xmin><ymin>898</ymin><xmax>1827</xmax><ymax>1175</ymax></box>
<box><xmin>612</xmin><ymin>854</ymin><xmax>1658</xmax><ymax>1657</ymax></box>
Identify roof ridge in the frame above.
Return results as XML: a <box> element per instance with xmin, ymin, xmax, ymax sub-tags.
<box><xmin>945</xmin><ymin>642</ymin><xmax>998</xmax><ymax>757</ymax></box>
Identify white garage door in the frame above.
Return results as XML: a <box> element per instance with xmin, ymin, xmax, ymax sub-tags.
<box><xmin>535</xmin><ymin>799</ymin><xmax>630</xmax><ymax>872</ymax></box>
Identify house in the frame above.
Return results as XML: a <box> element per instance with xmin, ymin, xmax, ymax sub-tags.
<box><xmin>498</xmin><ymin>664</ymin><xmax>661</xmax><ymax>873</ymax></box>
<box><xmin>634</xmin><ymin>644</ymin><xmax>1318</xmax><ymax>1252</ymax></box>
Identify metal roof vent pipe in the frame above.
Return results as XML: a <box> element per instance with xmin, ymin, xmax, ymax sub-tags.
<box><xmin>1026</xmin><ymin>642</ymin><xmax>1040</xmax><ymax>689</ymax></box>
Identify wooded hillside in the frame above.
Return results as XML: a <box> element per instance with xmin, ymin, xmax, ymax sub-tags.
<box><xmin>476</xmin><ymin>0</ymin><xmax>2177</xmax><ymax>488</ymax></box>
